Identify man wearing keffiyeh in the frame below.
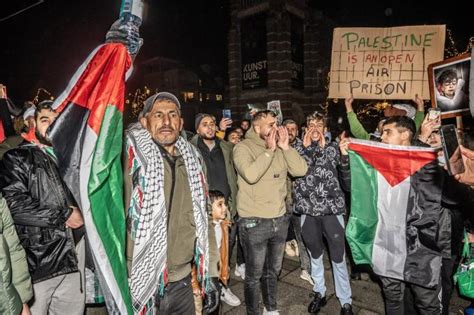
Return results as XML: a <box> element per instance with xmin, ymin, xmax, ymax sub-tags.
<box><xmin>124</xmin><ymin>92</ymin><xmax>220</xmax><ymax>314</ymax></box>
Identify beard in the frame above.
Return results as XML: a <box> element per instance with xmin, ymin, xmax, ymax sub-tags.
<box><xmin>35</xmin><ymin>130</ymin><xmax>52</xmax><ymax>146</ymax></box>
<box><xmin>200</xmin><ymin>133</ymin><xmax>216</xmax><ymax>141</ymax></box>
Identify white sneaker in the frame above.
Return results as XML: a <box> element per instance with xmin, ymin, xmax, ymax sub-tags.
<box><xmin>291</xmin><ymin>239</ymin><xmax>299</xmax><ymax>257</ymax></box>
<box><xmin>300</xmin><ymin>269</ymin><xmax>315</xmax><ymax>285</ymax></box>
<box><xmin>220</xmin><ymin>287</ymin><xmax>241</xmax><ymax>306</ymax></box>
<box><xmin>234</xmin><ymin>264</ymin><xmax>245</xmax><ymax>280</ymax></box>
<box><xmin>285</xmin><ymin>241</ymin><xmax>296</xmax><ymax>257</ymax></box>
<box><xmin>263</xmin><ymin>307</ymin><xmax>280</xmax><ymax>314</ymax></box>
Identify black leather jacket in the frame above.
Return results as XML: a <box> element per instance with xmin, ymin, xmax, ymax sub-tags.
<box><xmin>0</xmin><ymin>144</ymin><xmax>79</xmax><ymax>283</ymax></box>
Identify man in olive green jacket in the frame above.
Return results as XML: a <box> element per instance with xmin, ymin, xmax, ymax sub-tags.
<box><xmin>0</xmin><ymin>196</ymin><xmax>32</xmax><ymax>315</ymax></box>
<box><xmin>124</xmin><ymin>92</ymin><xmax>220</xmax><ymax>314</ymax></box>
<box><xmin>233</xmin><ymin>110</ymin><xmax>308</xmax><ymax>314</ymax></box>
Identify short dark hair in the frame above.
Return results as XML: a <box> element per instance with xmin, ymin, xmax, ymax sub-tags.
<box><xmin>306</xmin><ymin>111</ymin><xmax>327</xmax><ymax>126</ymax></box>
<box><xmin>383</xmin><ymin>116</ymin><xmax>416</xmax><ymax>140</ymax></box>
<box><xmin>282</xmin><ymin>119</ymin><xmax>298</xmax><ymax>127</ymax></box>
<box><xmin>224</xmin><ymin>127</ymin><xmax>240</xmax><ymax>141</ymax></box>
<box><xmin>252</xmin><ymin>110</ymin><xmax>276</xmax><ymax>123</ymax></box>
<box><xmin>208</xmin><ymin>190</ymin><xmax>225</xmax><ymax>204</ymax></box>
<box><xmin>437</xmin><ymin>69</ymin><xmax>457</xmax><ymax>85</ymax></box>
<box><xmin>34</xmin><ymin>100</ymin><xmax>55</xmax><ymax>119</ymax></box>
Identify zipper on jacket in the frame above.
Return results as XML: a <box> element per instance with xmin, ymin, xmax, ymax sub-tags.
<box><xmin>44</xmin><ymin>153</ymin><xmax>80</xmax><ymax>266</ymax></box>
<box><xmin>157</xmin><ymin>146</ymin><xmax>177</xmax><ymax>227</ymax></box>
<box><xmin>166</xmin><ymin>156</ymin><xmax>176</xmax><ymax>228</ymax></box>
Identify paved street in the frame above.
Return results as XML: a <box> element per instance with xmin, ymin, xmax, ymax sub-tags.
<box><xmin>222</xmin><ymin>253</ymin><xmax>471</xmax><ymax>315</ymax></box>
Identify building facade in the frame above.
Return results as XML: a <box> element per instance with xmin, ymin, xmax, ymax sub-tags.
<box><xmin>228</xmin><ymin>0</ymin><xmax>334</xmax><ymax>124</ymax></box>
<box><xmin>138</xmin><ymin>56</ymin><xmax>226</xmax><ymax>131</ymax></box>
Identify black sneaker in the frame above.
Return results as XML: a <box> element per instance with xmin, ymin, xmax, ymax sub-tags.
<box><xmin>350</xmin><ymin>271</ymin><xmax>361</xmax><ymax>280</ymax></box>
<box><xmin>308</xmin><ymin>292</ymin><xmax>326</xmax><ymax>314</ymax></box>
<box><xmin>340</xmin><ymin>303</ymin><xmax>353</xmax><ymax>315</ymax></box>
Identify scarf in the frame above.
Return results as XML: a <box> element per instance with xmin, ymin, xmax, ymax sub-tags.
<box><xmin>126</xmin><ymin>125</ymin><xmax>209</xmax><ymax>314</ymax></box>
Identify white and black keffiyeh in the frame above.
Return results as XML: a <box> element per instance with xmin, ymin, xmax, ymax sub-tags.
<box><xmin>126</xmin><ymin>125</ymin><xmax>209</xmax><ymax>314</ymax></box>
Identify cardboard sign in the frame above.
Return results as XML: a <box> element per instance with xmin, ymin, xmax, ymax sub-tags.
<box><xmin>267</xmin><ymin>100</ymin><xmax>283</xmax><ymax>124</ymax></box>
<box><xmin>329</xmin><ymin>25</ymin><xmax>446</xmax><ymax>100</ymax></box>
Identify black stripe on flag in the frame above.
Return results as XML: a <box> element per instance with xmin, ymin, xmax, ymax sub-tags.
<box><xmin>48</xmin><ymin>102</ymin><xmax>89</xmax><ymax>210</ymax></box>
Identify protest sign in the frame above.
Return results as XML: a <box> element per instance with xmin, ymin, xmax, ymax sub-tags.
<box><xmin>267</xmin><ymin>100</ymin><xmax>283</xmax><ymax>124</ymax></box>
<box><xmin>329</xmin><ymin>25</ymin><xmax>445</xmax><ymax>100</ymax></box>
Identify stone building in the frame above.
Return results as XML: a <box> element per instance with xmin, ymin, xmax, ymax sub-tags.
<box><xmin>227</xmin><ymin>0</ymin><xmax>334</xmax><ymax>124</ymax></box>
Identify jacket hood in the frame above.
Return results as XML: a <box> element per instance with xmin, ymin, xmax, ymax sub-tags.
<box><xmin>245</xmin><ymin>127</ymin><xmax>266</xmax><ymax>148</ymax></box>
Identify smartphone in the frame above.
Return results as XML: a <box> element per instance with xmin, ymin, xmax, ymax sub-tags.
<box><xmin>222</xmin><ymin>109</ymin><xmax>231</xmax><ymax>119</ymax></box>
<box><xmin>440</xmin><ymin>124</ymin><xmax>465</xmax><ymax>176</ymax></box>
<box><xmin>428</xmin><ymin>108</ymin><xmax>441</xmax><ymax>129</ymax></box>
<box><xmin>428</xmin><ymin>108</ymin><xmax>441</xmax><ymax>121</ymax></box>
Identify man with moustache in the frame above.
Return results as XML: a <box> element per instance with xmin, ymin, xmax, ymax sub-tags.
<box><xmin>125</xmin><ymin>92</ymin><xmax>220</xmax><ymax>314</ymax></box>
<box><xmin>233</xmin><ymin>110</ymin><xmax>307</xmax><ymax>315</ymax></box>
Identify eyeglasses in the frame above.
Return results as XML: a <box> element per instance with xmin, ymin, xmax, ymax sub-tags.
<box><xmin>442</xmin><ymin>79</ymin><xmax>457</xmax><ymax>87</ymax></box>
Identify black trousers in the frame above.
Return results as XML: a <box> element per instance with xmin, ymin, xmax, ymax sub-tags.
<box><xmin>155</xmin><ymin>274</ymin><xmax>195</xmax><ymax>314</ymax></box>
<box><xmin>381</xmin><ymin>276</ymin><xmax>441</xmax><ymax>315</ymax></box>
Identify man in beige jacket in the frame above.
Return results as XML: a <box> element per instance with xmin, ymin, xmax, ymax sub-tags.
<box><xmin>233</xmin><ymin>110</ymin><xmax>308</xmax><ymax>315</ymax></box>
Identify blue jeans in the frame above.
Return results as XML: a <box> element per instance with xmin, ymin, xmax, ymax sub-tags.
<box><xmin>239</xmin><ymin>214</ymin><xmax>290</xmax><ymax>315</ymax></box>
<box><xmin>301</xmin><ymin>214</ymin><xmax>352</xmax><ymax>306</ymax></box>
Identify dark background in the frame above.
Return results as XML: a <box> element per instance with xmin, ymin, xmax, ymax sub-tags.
<box><xmin>0</xmin><ymin>0</ymin><xmax>471</xmax><ymax>102</ymax></box>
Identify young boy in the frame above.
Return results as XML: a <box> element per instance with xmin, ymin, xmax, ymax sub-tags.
<box><xmin>293</xmin><ymin>112</ymin><xmax>353</xmax><ymax>315</ymax></box>
<box><xmin>192</xmin><ymin>190</ymin><xmax>241</xmax><ymax>314</ymax></box>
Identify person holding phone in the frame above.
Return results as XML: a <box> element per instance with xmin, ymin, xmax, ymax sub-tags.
<box><xmin>416</xmin><ymin>118</ymin><xmax>472</xmax><ymax>314</ymax></box>
<box><xmin>342</xmin><ymin>116</ymin><xmax>451</xmax><ymax>314</ymax></box>
<box><xmin>190</xmin><ymin>113</ymin><xmax>242</xmax><ymax>307</ymax></box>
<box><xmin>216</xmin><ymin>113</ymin><xmax>233</xmax><ymax>140</ymax></box>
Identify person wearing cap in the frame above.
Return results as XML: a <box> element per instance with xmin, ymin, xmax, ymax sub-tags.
<box><xmin>343</xmin><ymin>94</ymin><xmax>425</xmax><ymax>140</ymax></box>
<box><xmin>233</xmin><ymin>110</ymin><xmax>308</xmax><ymax>314</ymax></box>
<box><xmin>124</xmin><ymin>92</ymin><xmax>220</xmax><ymax>314</ymax></box>
<box><xmin>190</xmin><ymin>113</ymin><xmax>241</xmax><ymax>307</ymax></box>
<box><xmin>0</xmin><ymin>101</ymin><xmax>86</xmax><ymax>314</ymax></box>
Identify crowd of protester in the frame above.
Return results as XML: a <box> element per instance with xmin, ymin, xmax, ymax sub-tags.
<box><xmin>0</xmin><ymin>82</ymin><xmax>474</xmax><ymax>315</ymax></box>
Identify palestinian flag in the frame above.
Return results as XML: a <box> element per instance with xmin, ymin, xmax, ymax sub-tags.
<box><xmin>48</xmin><ymin>43</ymin><xmax>132</xmax><ymax>313</ymax></box>
<box><xmin>346</xmin><ymin>139</ymin><xmax>446</xmax><ymax>288</ymax></box>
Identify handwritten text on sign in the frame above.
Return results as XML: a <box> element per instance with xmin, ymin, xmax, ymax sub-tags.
<box><xmin>328</xmin><ymin>25</ymin><xmax>445</xmax><ymax>100</ymax></box>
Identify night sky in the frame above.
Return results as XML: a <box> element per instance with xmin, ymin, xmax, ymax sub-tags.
<box><xmin>1</xmin><ymin>0</ymin><xmax>471</xmax><ymax>103</ymax></box>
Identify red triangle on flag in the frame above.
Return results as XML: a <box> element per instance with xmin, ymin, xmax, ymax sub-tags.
<box><xmin>349</xmin><ymin>141</ymin><xmax>437</xmax><ymax>187</ymax></box>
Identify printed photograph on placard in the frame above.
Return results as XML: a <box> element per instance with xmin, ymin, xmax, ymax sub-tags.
<box><xmin>428</xmin><ymin>53</ymin><xmax>471</xmax><ymax>118</ymax></box>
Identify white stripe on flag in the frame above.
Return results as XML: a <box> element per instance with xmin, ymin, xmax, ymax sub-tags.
<box><xmin>372</xmin><ymin>174</ymin><xmax>410</xmax><ymax>280</ymax></box>
<box><xmin>80</xmin><ymin>127</ymin><xmax>127</xmax><ymax>314</ymax></box>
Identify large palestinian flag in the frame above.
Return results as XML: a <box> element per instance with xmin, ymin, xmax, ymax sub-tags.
<box><xmin>48</xmin><ymin>43</ymin><xmax>132</xmax><ymax>313</ymax></box>
<box><xmin>346</xmin><ymin>139</ymin><xmax>446</xmax><ymax>288</ymax></box>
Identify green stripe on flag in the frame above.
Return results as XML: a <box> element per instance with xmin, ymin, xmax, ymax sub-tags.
<box><xmin>346</xmin><ymin>150</ymin><xmax>379</xmax><ymax>265</ymax></box>
<box><xmin>89</xmin><ymin>105</ymin><xmax>132</xmax><ymax>313</ymax></box>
